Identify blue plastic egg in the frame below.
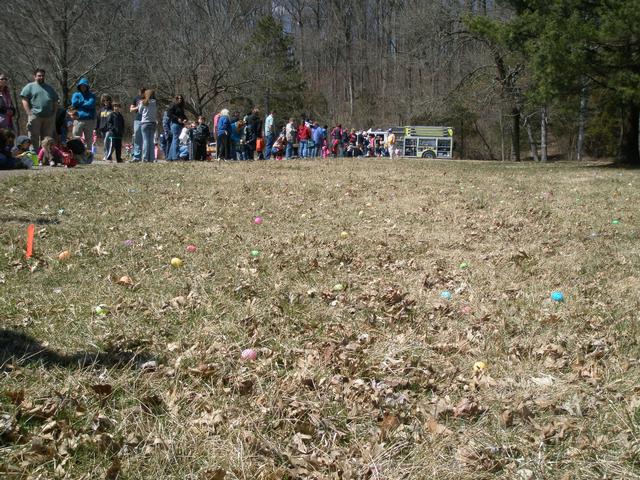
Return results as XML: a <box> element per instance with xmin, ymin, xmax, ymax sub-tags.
<box><xmin>550</xmin><ymin>291</ymin><xmax>565</xmax><ymax>302</ymax></box>
<box><xmin>440</xmin><ymin>291</ymin><xmax>452</xmax><ymax>300</ymax></box>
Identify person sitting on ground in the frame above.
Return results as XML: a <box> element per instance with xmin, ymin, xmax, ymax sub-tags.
<box><xmin>11</xmin><ymin>135</ymin><xmax>38</xmax><ymax>167</ymax></box>
<box><xmin>38</xmin><ymin>136</ymin><xmax>64</xmax><ymax>166</ymax></box>
<box><xmin>66</xmin><ymin>137</ymin><xmax>93</xmax><ymax>164</ymax></box>
<box><xmin>0</xmin><ymin>129</ymin><xmax>31</xmax><ymax>169</ymax></box>
<box><xmin>178</xmin><ymin>122</ymin><xmax>192</xmax><ymax>160</ymax></box>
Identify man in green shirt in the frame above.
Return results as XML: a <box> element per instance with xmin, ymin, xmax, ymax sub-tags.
<box><xmin>20</xmin><ymin>68</ymin><xmax>59</xmax><ymax>149</ymax></box>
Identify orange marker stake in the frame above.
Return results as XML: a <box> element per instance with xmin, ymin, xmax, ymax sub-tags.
<box><xmin>26</xmin><ymin>223</ymin><xmax>35</xmax><ymax>258</ymax></box>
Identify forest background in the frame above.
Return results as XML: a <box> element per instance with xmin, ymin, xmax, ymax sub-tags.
<box><xmin>0</xmin><ymin>0</ymin><xmax>639</xmax><ymax>164</ymax></box>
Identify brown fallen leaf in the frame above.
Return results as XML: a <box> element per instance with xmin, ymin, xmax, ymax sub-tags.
<box><xmin>5</xmin><ymin>389</ymin><xmax>25</xmax><ymax>405</ymax></box>
<box><xmin>91</xmin><ymin>384</ymin><xmax>113</xmax><ymax>396</ymax></box>
<box><xmin>104</xmin><ymin>457</ymin><xmax>121</xmax><ymax>480</ymax></box>
<box><xmin>117</xmin><ymin>275</ymin><xmax>133</xmax><ymax>286</ymax></box>
<box><xmin>200</xmin><ymin>468</ymin><xmax>226</xmax><ymax>480</ymax></box>
<box><xmin>426</xmin><ymin>416</ymin><xmax>453</xmax><ymax>436</ymax></box>
<box><xmin>453</xmin><ymin>397</ymin><xmax>485</xmax><ymax>418</ymax></box>
<box><xmin>379</xmin><ymin>414</ymin><xmax>400</xmax><ymax>439</ymax></box>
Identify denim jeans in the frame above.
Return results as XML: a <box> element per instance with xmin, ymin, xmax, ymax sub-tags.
<box><xmin>299</xmin><ymin>140</ymin><xmax>307</xmax><ymax>157</ymax></box>
<box><xmin>285</xmin><ymin>142</ymin><xmax>293</xmax><ymax>159</ymax></box>
<box><xmin>132</xmin><ymin>120</ymin><xmax>142</xmax><ymax>160</ymax></box>
<box><xmin>169</xmin><ymin>123</ymin><xmax>182</xmax><ymax>160</ymax></box>
<box><xmin>265</xmin><ymin>134</ymin><xmax>274</xmax><ymax>159</ymax></box>
<box><xmin>141</xmin><ymin>122</ymin><xmax>156</xmax><ymax>162</ymax></box>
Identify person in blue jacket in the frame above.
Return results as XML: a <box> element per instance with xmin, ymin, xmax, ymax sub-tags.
<box><xmin>70</xmin><ymin>78</ymin><xmax>96</xmax><ymax>146</ymax></box>
<box><xmin>216</xmin><ymin>108</ymin><xmax>231</xmax><ymax>160</ymax></box>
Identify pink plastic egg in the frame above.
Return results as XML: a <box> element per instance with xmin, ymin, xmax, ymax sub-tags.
<box><xmin>241</xmin><ymin>348</ymin><xmax>257</xmax><ymax>360</ymax></box>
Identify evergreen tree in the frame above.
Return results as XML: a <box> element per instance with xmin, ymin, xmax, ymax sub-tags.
<box><xmin>248</xmin><ymin>16</ymin><xmax>307</xmax><ymax>124</ymax></box>
<box><xmin>469</xmin><ymin>0</ymin><xmax>640</xmax><ymax>164</ymax></box>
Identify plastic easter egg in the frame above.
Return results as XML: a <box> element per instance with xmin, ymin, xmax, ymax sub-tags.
<box><xmin>251</xmin><ymin>250</ymin><xmax>260</xmax><ymax>257</ymax></box>
<box><xmin>186</xmin><ymin>244</ymin><xmax>197</xmax><ymax>253</ymax></box>
<box><xmin>241</xmin><ymin>348</ymin><xmax>257</xmax><ymax>361</ymax></box>
<box><xmin>440</xmin><ymin>290</ymin><xmax>452</xmax><ymax>300</ymax></box>
<box><xmin>550</xmin><ymin>291</ymin><xmax>565</xmax><ymax>302</ymax></box>
<box><xmin>473</xmin><ymin>361</ymin><xmax>487</xmax><ymax>373</ymax></box>
<box><xmin>95</xmin><ymin>305</ymin><xmax>109</xmax><ymax>316</ymax></box>
<box><xmin>340</xmin><ymin>231</ymin><xmax>349</xmax><ymax>239</ymax></box>
<box><xmin>459</xmin><ymin>262</ymin><xmax>469</xmax><ymax>269</ymax></box>
<box><xmin>58</xmin><ymin>250</ymin><xmax>71</xmax><ymax>261</ymax></box>
<box><xmin>254</xmin><ymin>216</ymin><xmax>263</xmax><ymax>225</ymax></box>
<box><xmin>333</xmin><ymin>283</ymin><xmax>345</xmax><ymax>291</ymax></box>
<box><xmin>171</xmin><ymin>257</ymin><xmax>184</xmax><ymax>268</ymax></box>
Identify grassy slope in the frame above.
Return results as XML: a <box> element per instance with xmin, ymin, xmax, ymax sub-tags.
<box><xmin>0</xmin><ymin>160</ymin><xmax>639</xmax><ymax>479</ymax></box>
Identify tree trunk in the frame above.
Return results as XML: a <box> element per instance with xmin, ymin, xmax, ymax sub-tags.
<box><xmin>619</xmin><ymin>101</ymin><xmax>640</xmax><ymax>165</ymax></box>
<box><xmin>499</xmin><ymin>108</ymin><xmax>505</xmax><ymax>161</ymax></box>
<box><xmin>577</xmin><ymin>79</ymin><xmax>588</xmax><ymax>161</ymax></box>
<box><xmin>540</xmin><ymin>105</ymin><xmax>548</xmax><ymax>162</ymax></box>
<box><xmin>473</xmin><ymin>120</ymin><xmax>495</xmax><ymax>160</ymax></box>
<box><xmin>524</xmin><ymin>116</ymin><xmax>539</xmax><ymax>161</ymax></box>
<box><xmin>510</xmin><ymin>106</ymin><xmax>520</xmax><ymax>161</ymax></box>
<box><xmin>459</xmin><ymin>116</ymin><xmax>464</xmax><ymax>159</ymax></box>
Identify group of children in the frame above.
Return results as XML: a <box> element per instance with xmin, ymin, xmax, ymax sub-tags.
<box><xmin>0</xmin><ymin>93</ymin><xmax>129</xmax><ymax>171</ymax></box>
<box><xmin>0</xmin><ymin>127</ymin><xmax>98</xmax><ymax>170</ymax></box>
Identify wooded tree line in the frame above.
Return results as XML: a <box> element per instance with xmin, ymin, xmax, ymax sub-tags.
<box><xmin>1</xmin><ymin>0</ymin><xmax>638</xmax><ymax>163</ymax></box>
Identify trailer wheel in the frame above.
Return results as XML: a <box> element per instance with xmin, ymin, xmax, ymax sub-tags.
<box><xmin>422</xmin><ymin>150</ymin><xmax>436</xmax><ymax>159</ymax></box>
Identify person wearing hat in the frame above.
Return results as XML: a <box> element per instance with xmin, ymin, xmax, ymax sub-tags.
<box><xmin>11</xmin><ymin>135</ymin><xmax>37</xmax><ymax>167</ymax></box>
<box><xmin>70</xmin><ymin>78</ymin><xmax>97</xmax><ymax>146</ymax></box>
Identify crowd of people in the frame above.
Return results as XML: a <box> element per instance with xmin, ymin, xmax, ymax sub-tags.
<box><xmin>0</xmin><ymin>68</ymin><xmax>398</xmax><ymax>170</ymax></box>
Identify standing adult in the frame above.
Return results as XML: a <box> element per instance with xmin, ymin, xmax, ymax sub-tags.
<box><xmin>216</xmin><ymin>108</ymin><xmax>232</xmax><ymax>160</ymax></box>
<box><xmin>20</xmin><ymin>68</ymin><xmax>59</xmax><ymax>150</ymax></box>
<box><xmin>137</xmin><ymin>89</ymin><xmax>157</xmax><ymax>162</ymax></box>
<box><xmin>129</xmin><ymin>87</ymin><xmax>146</xmax><ymax>162</ymax></box>
<box><xmin>311</xmin><ymin>123</ymin><xmax>324</xmax><ymax>157</ymax></box>
<box><xmin>70</xmin><ymin>78</ymin><xmax>96</xmax><ymax>146</ymax></box>
<box><xmin>297</xmin><ymin>120</ymin><xmax>311</xmax><ymax>158</ymax></box>
<box><xmin>0</xmin><ymin>74</ymin><xmax>16</xmax><ymax>131</ymax></box>
<box><xmin>387</xmin><ymin>128</ymin><xmax>397</xmax><ymax>159</ymax></box>
<box><xmin>285</xmin><ymin>118</ymin><xmax>296</xmax><ymax>159</ymax></box>
<box><xmin>264</xmin><ymin>110</ymin><xmax>275</xmax><ymax>159</ymax></box>
<box><xmin>245</xmin><ymin>107</ymin><xmax>261</xmax><ymax>160</ymax></box>
<box><xmin>167</xmin><ymin>95</ymin><xmax>187</xmax><ymax>161</ymax></box>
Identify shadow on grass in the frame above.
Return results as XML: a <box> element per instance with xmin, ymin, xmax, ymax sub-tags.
<box><xmin>577</xmin><ymin>159</ymin><xmax>640</xmax><ymax>170</ymax></box>
<box><xmin>0</xmin><ymin>328</ymin><xmax>155</xmax><ymax>370</ymax></box>
<box><xmin>0</xmin><ymin>216</ymin><xmax>60</xmax><ymax>225</ymax></box>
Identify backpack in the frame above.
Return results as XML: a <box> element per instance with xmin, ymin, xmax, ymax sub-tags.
<box><xmin>58</xmin><ymin>146</ymin><xmax>78</xmax><ymax>167</ymax></box>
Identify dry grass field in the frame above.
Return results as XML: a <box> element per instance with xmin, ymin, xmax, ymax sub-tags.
<box><xmin>1</xmin><ymin>159</ymin><xmax>639</xmax><ymax>479</ymax></box>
